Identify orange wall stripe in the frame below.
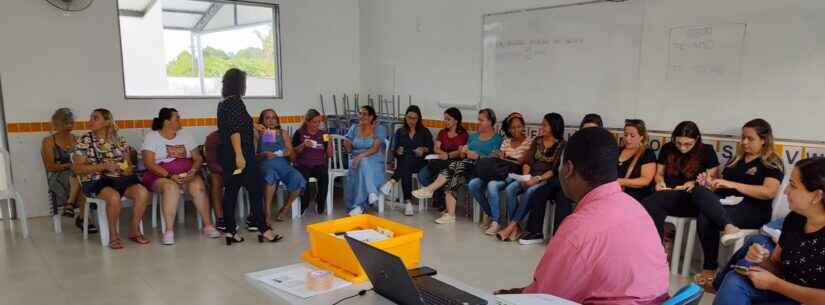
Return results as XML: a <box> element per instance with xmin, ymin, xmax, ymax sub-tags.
<box><xmin>7</xmin><ymin>115</ymin><xmax>318</xmax><ymax>133</ymax></box>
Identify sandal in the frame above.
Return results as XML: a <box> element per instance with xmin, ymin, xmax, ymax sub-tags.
<box><xmin>128</xmin><ymin>234</ymin><xmax>151</xmax><ymax>245</ymax></box>
<box><xmin>109</xmin><ymin>239</ymin><xmax>124</xmax><ymax>250</ymax></box>
<box><xmin>693</xmin><ymin>271</ymin><xmax>717</xmax><ymax>293</ymax></box>
<box><xmin>258</xmin><ymin>230</ymin><xmax>284</xmax><ymax>243</ymax></box>
<box><xmin>62</xmin><ymin>205</ymin><xmax>75</xmax><ymax>218</ymax></box>
<box><xmin>508</xmin><ymin>228</ymin><xmax>521</xmax><ymax>242</ymax></box>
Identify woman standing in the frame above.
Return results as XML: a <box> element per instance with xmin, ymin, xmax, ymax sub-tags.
<box><xmin>617</xmin><ymin>119</ymin><xmax>656</xmax><ymax>202</ymax></box>
<box><xmin>41</xmin><ymin>108</ymin><xmax>94</xmax><ymax>232</ymax></box>
<box><xmin>217</xmin><ymin>68</ymin><xmax>283</xmax><ymax>245</ymax></box>
<box><xmin>141</xmin><ymin>108</ymin><xmax>220</xmax><ymax>245</ymax></box>
<box><xmin>292</xmin><ymin>109</ymin><xmax>332</xmax><ymax>215</ymax></box>
<box><xmin>381</xmin><ymin>105</ymin><xmax>433</xmax><ymax>216</ymax></box>
<box><xmin>72</xmin><ymin>109</ymin><xmax>150</xmax><ymax>249</ymax></box>
<box><xmin>344</xmin><ymin>105</ymin><xmax>387</xmax><ymax>216</ymax></box>
<box><xmin>257</xmin><ymin>109</ymin><xmax>305</xmax><ymax>222</ymax></box>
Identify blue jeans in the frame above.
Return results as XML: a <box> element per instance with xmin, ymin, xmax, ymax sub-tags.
<box><xmin>505</xmin><ymin>180</ymin><xmax>547</xmax><ymax>223</ymax></box>
<box><xmin>712</xmin><ymin>235</ymin><xmax>798</xmax><ymax>305</ymax></box>
<box><xmin>469</xmin><ymin>178</ymin><xmax>507</xmax><ymax>223</ymax></box>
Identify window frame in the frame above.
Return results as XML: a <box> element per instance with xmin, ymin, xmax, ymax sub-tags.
<box><xmin>115</xmin><ymin>0</ymin><xmax>284</xmax><ymax>100</ymax></box>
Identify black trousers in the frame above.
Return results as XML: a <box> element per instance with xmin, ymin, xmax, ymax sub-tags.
<box><xmin>221</xmin><ymin>157</ymin><xmax>269</xmax><ymax>235</ymax></box>
<box><xmin>391</xmin><ymin>156</ymin><xmax>426</xmax><ymax>201</ymax></box>
<box><xmin>524</xmin><ymin>178</ymin><xmax>574</xmax><ymax>236</ymax></box>
<box><xmin>296</xmin><ymin>165</ymin><xmax>329</xmax><ymax>214</ymax></box>
<box><xmin>642</xmin><ymin>186</ymin><xmax>764</xmax><ymax>270</ymax></box>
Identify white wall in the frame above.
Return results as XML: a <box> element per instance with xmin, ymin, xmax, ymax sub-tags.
<box><xmin>358</xmin><ymin>0</ymin><xmax>582</xmax><ymax>120</ymax></box>
<box><xmin>0</xmin><ymin>0</ymin><xmax>360</xmax><ymax>217</ymax></box>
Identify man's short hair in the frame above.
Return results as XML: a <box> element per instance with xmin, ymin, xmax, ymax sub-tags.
<box><xmin>563</xmin><ymin>127</ymin><xmax>618</xmax><ymax>187</ymax></box>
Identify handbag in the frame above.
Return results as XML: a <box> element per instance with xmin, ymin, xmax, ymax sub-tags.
<box><xmin>474</xmin><ymin>157</ymin><xmax>519</xmax><ymax>181</ymax></box>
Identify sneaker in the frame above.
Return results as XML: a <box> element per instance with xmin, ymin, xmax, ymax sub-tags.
<box><xmin>485</xmin><ymin>222</ymin><xmax>501</xmax><ymax>236</ymax></box>
<box><xmin>380</xmin><ymin>181</ymin><xmax>394</xmax><ymax>196</ymax></box>
<box><xmin>518</xmin><ymin>232</ymin><xmax>545</xmax><ymax>245</ymax></box>
<box><xmin>162</xmin><ymin>231</ymin><xmax>175</xmax><ymax>245</ymax></box>
<box><xmin>721</xmin><ymin>230</ymin><xmax>745</xmax><ymax>246</ymax></box>
<box><xmin>368</xmin><ymin>193</ymin><xmax>379</xmax><ymax>205</ymax></box>
<box><xmin>404</xmin><ymin>202</ymin><xmax>414</xmax><ymax>216</ymax></box>
<box><xmin>434</xmin><ymin>214</ymin><xmax>456</xmax><ymax>224</ymax></box>
<box><xmin>412</xmin><ymin>189</ymin><xmax>433</xmax><ymax>199</ymax></box>
<box><xmin>348</xmin><ymin>206</ymin><xmax>364</xmax><ymax>216</ymax></box>
<box><xmin>215</xmin><ymin>218</ymin><xmax>227</xmax><ymax>232</ymax></box>
<box><xmin>246</xmin><ymin>216</ymin><xmax>259</xmax><ymax>232</ymax></box>
<box><xmin>203</xmin><ymin>226</ymin><xmax>221</xmax><ymax>238</ymax></box>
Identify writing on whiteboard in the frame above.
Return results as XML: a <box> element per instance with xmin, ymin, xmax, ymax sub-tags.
<box><xmin>667</xmin><ymin>23</ymin><xmax>746</xmax><ymax>81</ymax></box>
<box><xmin>495</xmin><ymin>37</ymin><xmax>584</xmax><ymax>60</ymax></box>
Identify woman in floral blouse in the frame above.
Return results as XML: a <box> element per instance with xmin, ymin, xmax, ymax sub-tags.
<box><xmin>72</xmin><ymin>109</ymin><xmax>150</xmax><ymax>250</ymax></box>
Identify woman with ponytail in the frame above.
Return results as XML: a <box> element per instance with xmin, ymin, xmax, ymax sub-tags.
<box><xmin>141</xmin><ymin>108</ymin><xmax>220</xmax><ymax>245</ymax></box>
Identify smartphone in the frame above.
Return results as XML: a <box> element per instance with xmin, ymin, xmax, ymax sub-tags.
<box><xmin>731</xmin><ymin>265</ymin><xmax>751</xmax><ymax>272</ymax></box>
<box><xmin>408</xmin><ymin>266</ymin><xmax>437</xmax><ymax>278</ymax></box>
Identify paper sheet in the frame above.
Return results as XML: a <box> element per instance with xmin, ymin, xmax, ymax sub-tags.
<box><xmin>424</xmin><ymin>154</ymin><xmax>440</xmax><ymax>160</ymax></box>
<box><xmin>507</xmin><ymin>173</ymin><xmax>532</xmax><ymax>182</ymax></box>
<box><xmin>252</xmin><ymin>264</ymin><xmax>351</xmax><ymax>299</ymax></box>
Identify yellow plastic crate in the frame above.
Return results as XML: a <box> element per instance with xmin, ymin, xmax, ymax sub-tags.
<box><xmin>300</xmin><ymin>215</ymin><xmax>423</xmax><ymax>283</ymax></box>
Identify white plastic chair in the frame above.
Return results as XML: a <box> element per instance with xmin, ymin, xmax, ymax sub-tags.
<box><xmin>665</xmin><ymin>216</ymin><xmax>698</xmax><ymax>276</ymax></box>
<box><xmin>82</xmin><ymin>196</ymin><xmax>145</xmax><ymax>246</ymax></box>
<box><xmin>325</xmin><ymin>134</ymin><xmax>349</xmax><ymax>216</ymax></box>
<box><xmin>0</xmin><ymin>148</ymin><xmax>28</xmax><ymax>239</ymax></box>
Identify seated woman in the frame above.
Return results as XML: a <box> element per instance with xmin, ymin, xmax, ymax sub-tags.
<box><xmin>712</xmin><ymin>157</ymin><xmax>825</xmax><ymax>305</ymax></box>
<box><xmin>413</xmin><ymin>109</ymin><xmax>502</xmax><ymax>224</ymax></box>
<box><xmin>344</xmin><ymin>105</ymin><xmax>387</xmax><ymax>216</ymax></box>
<box><xmin>256</xmin><ymin>109</ymin><xmax>305</xmax><ymax>222</ymax></box>
<box><xmin>72</xmin><ymin>109</ymin><xmax>151</xmax><ymax>249</ymax></box>
<box><xmin>469</xmin><ymin>113</ymin><xmax>533</xmax><ymax>235</ymax></box>
<box><xmin>413</xmin><ymin>107</ymin><xmax>469</xmax><ymax>211</ymax></box>
<box><xmin>692</xmin><ymin>119</ymin><xmax>784</xmax><ymax>287</ymax></box>
<box><xmin>141</xmin><ymin>108</ymin><xmax>220</xmax><ymax>245</ymax></box>
<box><xmin>204</xmin><ymin>130</ymin><xmax>226</xmax><ymax>231</ymax></box>
<box><xmin>500</xmin><ymin>113</ymin><xmax>565</xmax><ymax>242</ymax></box>
<box><xmin>617</xmin><ymin>119</ymin><xmax>656</xmax><ymax>202</ymax></box>
<box><xmin>380</xmin><ymin>105</ymin><xmax>433</xmax><ymax>216</ymax></box>
<box><xmin>579</xmin><ymin>113</ymin><xmax>603</xmax><ymax>129</ymax></box>
<box><xmin>41</xmin><ymin>108</ymin><xmax>95</xmax><ymax>232</ymax></box>
<box><xmin>292</xmin><ymin>109</ymin><xmax>332</xmax><ymax>215</ymax></box>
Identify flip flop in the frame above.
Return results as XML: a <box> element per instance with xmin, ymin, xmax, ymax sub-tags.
<box><xmin>129</xmin><ymin>234</ymin><xmax>151</xmax><ymax>245</ymax></box>
<box><xmin>109</xmin><ymin>239</ymin><xmax>124</xmax><ymax>250</ymax></box>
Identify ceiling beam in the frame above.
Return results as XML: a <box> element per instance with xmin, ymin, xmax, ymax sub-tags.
<box><xmin>162</xmin><ymin>8</ymin><xmax>206</xmax><ymax>15</ymax></box>
<box><xmin>193</xmin><ymin>3</ymin><xmax>224</xmax><ymax>32</ymax></box>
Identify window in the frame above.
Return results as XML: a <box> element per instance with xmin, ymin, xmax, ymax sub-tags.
<box><xmin>117</xmin><ymin>0</ymin><xmax>282</xmax><ymax>98</ymax></box>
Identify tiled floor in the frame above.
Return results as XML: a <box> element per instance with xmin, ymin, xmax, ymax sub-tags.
<box><xmin>0</xmin><ymin>202</ymin><xmax>714</xmax><ymax>305</ymax></box>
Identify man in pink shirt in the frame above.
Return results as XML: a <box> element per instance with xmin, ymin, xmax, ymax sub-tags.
<box><xmin>498</xmin><ymin>127</ymin><xmax>669</xmax><ymax>305</ymax></box>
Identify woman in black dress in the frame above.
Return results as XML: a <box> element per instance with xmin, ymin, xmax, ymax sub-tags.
<box><xmin>217</xmin><ymin>68</ymin><xmax>283</xmax><ymax>245</ymax></box>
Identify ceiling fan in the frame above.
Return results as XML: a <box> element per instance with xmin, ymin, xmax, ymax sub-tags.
<box><xmin>45</xmin><ymin>0</ymin><xmax>95</xmax><ymax>13</ymax></box>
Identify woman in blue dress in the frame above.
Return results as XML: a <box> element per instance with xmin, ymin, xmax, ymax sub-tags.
<box><xmin>257</xmin><ymin>109</ymin><xmax>305</xmax><ymax>222</ymax></box>
<box><xmin>344</xmin><ymin>105</ymin><xmax>387</xmax><ymax>216</ymax></box>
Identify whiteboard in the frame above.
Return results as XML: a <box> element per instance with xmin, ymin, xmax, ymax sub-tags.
<box><xmin>483</xmin><ymin>0</ymin><xmax>825</xmax><ymax>142</ymax></box>
<box><xmin>482</xmin><ymin>0</ymin><xmax>645</xmax><ymax>129</ymax></box>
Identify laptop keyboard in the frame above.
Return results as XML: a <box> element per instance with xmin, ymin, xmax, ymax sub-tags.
<box><xmin>415</xmin><ymin>277</ymin><xmax>486</xmax><ymax>305</ymax></box>
<box><xmin>419</xmin><ymin>287</ymin><xmax>459</xmax><ymax>305</ymax></box>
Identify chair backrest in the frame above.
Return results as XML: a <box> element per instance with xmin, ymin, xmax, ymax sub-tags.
<box><xmin>770</xmin><ymin>173</ymin><xmax>792</xmax><ymax>221</ymax></box>
<box><xmin>662</xmin><ymin>283</ymin><xmax>703</xmax><ymax>305</ymax></box>
<box><xmin>0</xmin><ymin>148</ymin><xmax>12</xmax><ymax>193</ymax></box>
<box><xmin>328</xmin><ymin>134</ymin><xmax>348</xmax><ymax>171</ymax></box>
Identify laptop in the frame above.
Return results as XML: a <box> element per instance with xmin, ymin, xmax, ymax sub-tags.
<box><xmin>345</xmin><ymin>236</ymin><xmax>488</xmax><ymax>305</ymax></box>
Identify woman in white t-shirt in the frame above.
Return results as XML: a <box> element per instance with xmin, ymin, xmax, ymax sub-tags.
<box><xmin>141</xmin><ymin>108</ymin><xmax>220</xmax><ymax>245</ymax></box>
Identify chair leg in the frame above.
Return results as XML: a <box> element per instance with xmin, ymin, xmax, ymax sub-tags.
<box><xmin>151</xmin><ymin>193</ymin><xmax>158</xmax><ymax>228</ymax></box>
<box><xmin>160</xmin><ymin>203</ymin><xmax>166</xmax><ymax>233</ymax></box>
<box><xmin>53</xmin><ymin>214</ymin><xmax>62</xmax><ymax>234</ymax></box>
<box><xmin>682</xmin><ymin>219</ymin><xmax>698</xmax><ymax>277</ymax></box>
<box><xmin>177</xmin><ymin>197</ymin><xmax>185</xmax><ymax>224</ymax></box>
<box><xmin>291</xmin><ymin>197</ymin><xmax>300</xmax><ymax>219</ymax></box>
<box><xmin>326</xmin><ymin>177</ymin><xmax>335</xmax><ymax>217</ymax></box>
<box><xmin>671</xmin><ymin>219</ymin><xmax>685</xmax><ymax>275</ymax></box>
<box><xmin>82</xmin><ymin>200</ymin><xmax>90</xmax><ymax>240</ymax></box>
<box><xmin>94</xmin><ymin>200</ymin><xmax>110</xmax><ymax>246</ymax></box>
<box><xmin>378</xmin><ymin>195</ymin><xmax>385</xmax><ymax>215</ymax></box>
<box><xmin>14</xmin><ymin>193</ymin><xmax>29</xmax><ymax>239</ymax></box>
<box><xmin>472</xmin><ymin>198</ymin><xmax>480</xmax><ymax>223</ymax></box>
